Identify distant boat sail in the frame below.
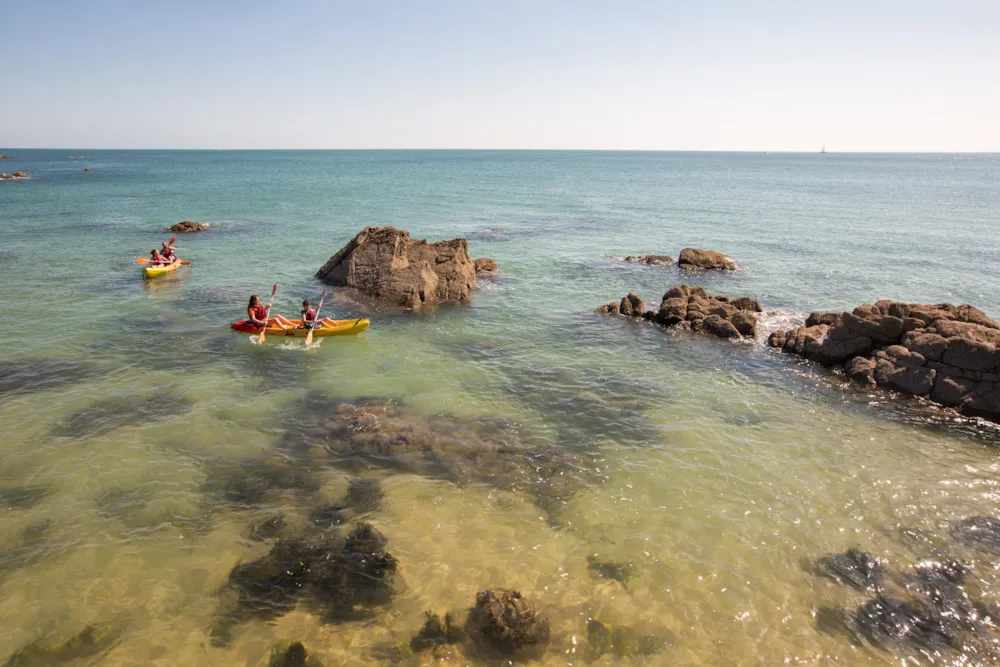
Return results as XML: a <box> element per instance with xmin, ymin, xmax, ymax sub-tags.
<box><xmin>820</xmin><ymin>145</ymin><xmax>827</xmax><ymax>154</ymax></box>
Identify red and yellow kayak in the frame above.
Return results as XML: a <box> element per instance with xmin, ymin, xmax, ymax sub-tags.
<box><xmin>230</xmin><ymin>318</ymin><xmax>370</xmax><ymax>338</ymax></box>
<box><xmin>142</xmin><ymin>261</ymin><xmax>183</xmax><ymax>279</ymax></box>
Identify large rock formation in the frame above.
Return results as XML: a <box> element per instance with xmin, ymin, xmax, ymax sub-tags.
<box><xmin>768</xmin><ymin>301</ymin><xmax>1000</xmax><ymax>422</ymax></box>
<box><xmin>0</xmin><ymin>171</ymin><xmax>27</xmax><ymax>180</ymax></box>
<box><xmin>598</xmin><ymin>284</ymin><xmax>762</xmax><ymax>341</ymax></box>
<box><xmin>170</xmin><ymin>220</ymin><xmax>209</xmax><ymax>232</ymax></box>
<box><xmin>316</xmin><ymin>226</ymin><xmax>493</xmax><ymax>309</ymax></box>
<box><xmin>678</xmin><ymin>248</ymin><xmax>737</xmax><ymax>271</ymax></box>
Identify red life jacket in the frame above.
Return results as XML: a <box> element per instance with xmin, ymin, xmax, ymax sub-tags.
<box><xmin>163</xmin><ymin>248</ymin><xmax>175</xmax><ymax>260</ymax></box>
<box><xmin>249</xmin><ymin>303</ymin><xmax>268</xmax><ymax>321</ymax></box>
<box><xmin>303</xmin><ymin>307</ymin><xmax>316</xmax><ymax>322</ymax></box>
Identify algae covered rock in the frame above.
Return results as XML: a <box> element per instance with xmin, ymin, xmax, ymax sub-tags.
<box><xmin>267</xmin><ymin>641</ymin><xmax>322</xmax><ymax>667</ymax></box>
<box><xmin>169</xmin><ymin>220</ymin><xmax>208</xmax><ymax>232</ymax></box>
<box><xmin>678</xmin><ymin>247</ymin><xmax>737</xmax><ymax>271</ymax></box>
<box><xmin>4</xmin><ymin>623</ymin><xmax>120</xmax><ymax>667</ymax></box>
<box><xmin>466</xmin><ymin>589</ymin><xmax>550</xmax><ymax>656</ymax></box>
<box><xmin>410</xmin><ymin>612</ymin><xmax>466</xmax><ymax>651</ymax></box>
<box><xmin>584</xmin><ymin>619</ymin><xmax>672</xmax><ymax>661</ymax></box>
<box><xmin>586</xmin><ymin>554</ymin><xmax>637</xmax><ymax>585</ymax></box>
<box><xmin>815</xmin><ymin>548</ymin><xmax>884</xmax><ymax>592</ymax></box>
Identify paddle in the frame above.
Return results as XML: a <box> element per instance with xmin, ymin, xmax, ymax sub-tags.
<box><xmin>305</xmin><ymin>288</ymin><xmax>329</xmax><ymax>346</ymax></box>
<box><xmin>257</xmin><ymin>283</ymin><xmax>279</xmax><ymax>344</ymax></box>
<box><xmin>137</xmin><ymin>257</ymin><xmax>191</xmax><ymax>265</ymax></box>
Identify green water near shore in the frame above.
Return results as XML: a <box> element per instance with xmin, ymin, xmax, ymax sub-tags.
<box><xmin>2</xmin><ymin>150</ymin><xmax>1000</xmax><ymax>665</ymax></box>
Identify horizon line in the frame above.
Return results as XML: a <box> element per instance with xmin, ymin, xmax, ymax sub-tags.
<box><xmin>3</xmin><ymin>147</ymin><xmax>999</xmax><ymax>154</ymax></box>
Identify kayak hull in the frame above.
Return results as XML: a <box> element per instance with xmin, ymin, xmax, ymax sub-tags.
<box><xmin>231</xmin><ymin>319</ymin><xmax>370</xmax><ymax>337</ymax></box>
<box><xmin>142</xmin><ymin>261</ymin><xmax>183</xmax><ymax>279</ymax></box>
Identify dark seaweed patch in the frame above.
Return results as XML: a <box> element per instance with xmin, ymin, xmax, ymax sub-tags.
<box><xmin>0</xmin><ymin>360</ymin><xmax>108</xmax><ymax>397</ymax></box>
<box><xmin>51</xmin><ymin>392</ymin><xmax>192</xmax><ymax>439</ymax></box>
<box><xmin>202</xmin><ymin>457</ymin><xmax>321</xmax><ymax>510</ymax></box>
<box><xmin>3</xmin><ymin>623</ymin><xmax>121</xmax><ymax>667</ymax></box>
<box><xmin>267</xmin><ymin>641</ymin><xmax>322</xmax><ymax>667</ymax></box>
<box><xmin>586</xmin><ymin>554</ymin><xmax>637</xmax><ymax>586</ymax></box>
<box><xmin>813</xmin><ymin>549</ymin><xmax>884</xmax><ymax>592</ymax></box>
<box><xmin>950</xmin><ymin>516</ymin><xmax>1000</xmax><ymax>554</ymax></box>
<box><xmin>0</xmin><ymin>520</ymin><xmax>65</xmax><ymax>580</ymax></box>
<box><xmin>0</xmin><ymin>485</ymin><xmax>53</xmax><ymax>510</ymax></box>
<box><xmin>247</xmin><ymin>514</ymin><xmax>287</xmax><ymax>542</ymax></box>
<box><xmin>95</xmin><ymin>487</ymin><xmax>152</xmax><ymax>522</ymax></box>
<box><xmin>584</xmin><ymin>619</ymin><xmax>672</xmax><ymax>661</ymax></box>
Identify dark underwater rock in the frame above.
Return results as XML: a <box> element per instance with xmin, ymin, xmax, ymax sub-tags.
<box><xmin>584</xmin><ymin>619</ymin><xmax>671</xmax><ymax>661</ymax></box>
<box><xmin>247</xmin><ymin>514</ymin><xmax>287</xmax><ymax>542</ymax></box>
<box><xmin>815</xmin><ymin>548</ymin><xmax>884</xmax><ymax>592</ymax></box>
<box><xmin>212</xmin><ymin>522</ymin><xmax>398</xmax><ymax>645</ymax></box>
<box><xmin>51</xmin><ymin>392</ymin><xmax>192</xmax><ymax>439</ymax></box>
<box><xmin>466</xmin><ymin>589</ymin><xmax>550</xmax><ymax>657</ymax></box>
<box><xmin>854</xmin><ymin>595</ymin><xmax>954</xmax><ymax>651</ymax></box>
<box><xmin>3</xmin><ymin>623</ymin><xmax>120</xmax><ymax>667</ymax></box>
<box><xmin>0</xmin><ymin>485</ymin><xmax>53</xmax><ymax>510</ymax></box>
<box><xmin>410</xmin><ymin>612</ymin><xmax>466</xmax><ymax>651</ymax></box>
<box><xmin>267</xmin><ymin>641</ymin><xmax>322</xmax><ymax>667</ymax></box>
<box><xmin>95</xmin><ymin>486</ymin><xmax>152</xmax><ymax>522</ymax></box>
<box><xmin>950</xmin><ymin>516</ymin><xmax>1000</xmax><ymax>554</ymax></box>
<box><xmin>0</xmin><ymin>520</ymin><xmax>65</xmax><ymax>580</ymax></box>
<box><xmin>0</xmin><ymin>359</ymin><xmax>108</xmax><ymax>397</ymax></box>
<box><xmin>586</xmin><ymin>554</ymin><xmax>636</xmax><ymax>585</ymax></box>
<box><xmin>308</xmin><ymin>504</ymin><xmax>348</xmax><ymax>529</ymax></box>
<box><xmin>202</xmin><ymin>457</ymin><xmax>321</xmax><ymax>509</ymax></box>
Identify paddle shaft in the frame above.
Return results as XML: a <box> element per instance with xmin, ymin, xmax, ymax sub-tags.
<box><xmin>257</xmin><ymin>283</ymin><xmax>279</xmax><ymax>343</ymax></box>
<box><xmin>305</xmin><ymin>288</ymin><xmax>329</xmax><ymax>346</ymax></box>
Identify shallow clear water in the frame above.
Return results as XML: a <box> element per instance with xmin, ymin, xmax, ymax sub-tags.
<box><xmin>1</xmin><ymin>150</ymin><xmax>1000</xmax><ymax>665</ymax></box>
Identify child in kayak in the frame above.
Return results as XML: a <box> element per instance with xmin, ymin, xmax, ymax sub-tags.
<box><xmin>247</xmin><ymin>295</ymin><xmax>293</xmax><ymax>329</ymax></box>
<box><xmin>150</xmin><ymin>249</ymin><xmax>166</xmax><ymax>266</ymax></box>
<box><xmin>300</xmin><ymin>300</ymin><xmax>318</xmax><ymax>329</ymax></box>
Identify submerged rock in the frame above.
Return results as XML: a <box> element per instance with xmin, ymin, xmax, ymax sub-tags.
<box><xmin>586</xmin><ymin>554</ymin><xmax>637</xmax><ymax>585</ymax></box>
<box><xmin>315</xmin><ymin>226</ymin><xmax>482</xmax><ymax>309</ymax></box>
<box><xmin>169</xmin><ymin>220</ymin><xmax>208</xmax><ymax>232</ymax></box>
<box><xmin>677</xmin><ymin>247</ymin><xmax>737</xmax><ymax>271</ymax></box>
<box><xmin>815</xmin><ymin>548</ymin><xmax>884</xmax><ymax>592</ymax></box>
<box><xmin>854</xmin><ymin>595</ymin><xmax>953</xmax><ymax>651</ymax></box>
<box><xmin>213</xmin><ymin>522</ymin><xmax>398</xmax><ymax>644</ymax></box>
<box><xmin>3</xmin><ymin>623</ymin><xmax>120</xmax><ymax>667</ymax></box>
<box><xmin>201</xmin><ymin>456</ymin><xmax>321</xmax><ymax>509</ymax></box>
<box><xmin>410</xmin><ymin>612</ymin><xmax>466</xmax><ymax>651</ymax></box>
<box><xmin>267</xmin><ymin>641</ymin><xmax>322</xmax><ymax>667</ymax></box>
<box><xmin>466</xmin><ymin>589</ymin><xmax>550</xmax><ymax>657</ymax></box>
<box><xmin>247</xmin><ymin>514</ymin><xmax>287</xmax><ymax>542</ymax></box>
<box><xmin>585</xmin><ymin>619</ymin><xmax>671</xmax><ymax>661</ymax></box>
<box><xmin>0</xmin><ymin>485</ymin><xmax>53</xmax><ymax>510</ymax></box>
<box><xmin>950</xmin><ymin>516</ymin><xmax>1000</xmax><ymax>554</ymax></box>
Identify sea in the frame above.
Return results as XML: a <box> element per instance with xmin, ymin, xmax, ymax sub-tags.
<box><xmin>1</xmin><ymin>150</ymin><xmax>999</xmax><ymax>665</ymax></box>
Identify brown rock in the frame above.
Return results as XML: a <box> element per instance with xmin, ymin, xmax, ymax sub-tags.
<box><xmin>0</xmin><ymin>155</ymin><xmax>16</xmax><ymax>159</ymax></box>
<box><xmin>930</xmin><ymin>375</ymin><xmax>976</xmax><ymax>407</ymax></box>
<box><xmin>701</xmin><ymin>315</ymin><xmax>740</xmax><ymax>339</ymax></box>
<box><xmin>664</xmin><ymin>285</ymin><xmax>690</xmax><ymax>300</ymax></box>
<box><xmin>468</xmin><ymin>589</ymin><xmax>550</xmax><ymax>655</ymax></box>
<box><xmin>655</xmin><ymin>297</ymin><xmax>688</xmax><ymax>326</ymax></box>
<box><xmin>82</xmin><ymin>168</ymin><xmax>92</xmax><ymax>172</ymax></box>
<box><xmin>474</xmin><ymin>257</ymin><xmax>498</xmax><ymax>275</ymax></box>
<box><xmin>768</xmin><ymin>331</ymin><xmax>787</xmax><ymax>348</ymax></box>
<box><xmin>942</xmin><ymin>338</ymin><xmax>997</xmax><ymax>372</ymax></box>
<box><xmin>806</xmin><ymin>311</ymin><xmax>844</xmax><ymax>327</ymax></box>
<box><xmin>596</xmin><ymin>302</ymin><xmax>619</xmax><ymax>315</ymax></box>
<box><xmin>883</xmin><ymin>365</ymin><xmax>936</xmax><ymax>396</ymax></box>
<box><xmin>930</xmin><ymin>320</ymin><xmax>1000</xmax><ymax>345</ymax></box>
<box><xmin>623</xmin><ymin>255</ymin><xmax>675</xmax><ymax>265</ymax></box>
<box><xmin>807</xmin><ymin>335</ymin><xmax>875</xmax><ymax>367</ymax></box>
<box><xmin>730</xmin><ymin>297</ymin><xmax>763</xmax><ymax>313</ymax></box>
<box><xmin>845</xmin><ymin>357</ymin><xmax>877</xmax><ymax>385</ymax></box>
<box><xmin>619</xmin><ymin>293</ymin><xmax>645</xmax><ymax>318</ymax></box>
<box><xmin>730</xmin><ymin>311</ymin><xmax>757</xmax><ymax>337</ymax></box>
<box><xmin>876</xmin><ymin>345</ymin><xmax>927</xmax><ymax>368</ymax></box>
<box><xmin>12</xmin><ymin>171</ymin><xmax>26</xmax><ymax>178</ymax></box>
<box><xmin>901</xmin><ymin>332</ymin><xmax>948</xmax><ymax>361</ymax></box>
<box><xmin>316</xmin><ymin>227</ymin><xmax>479</xmax><ymax>309</ymax></box>
<box><xmin>677</xmin><ymin>248</ymin><xmax>737</xmax><ymax>271</ymax></box>
<box><xmin>954</xmin><ymin>304</ymin><xmax>1000</xmax><ymax>329</ymax></box>
<box><xmin>170</xmin><ymin>220</ymin><xmax>209</xmax><ymax>232</ymax></box>
<box><xmin>961</xmin><ymin>382</ymin><xmax>1000</xmax><ymax>420</ymax></box>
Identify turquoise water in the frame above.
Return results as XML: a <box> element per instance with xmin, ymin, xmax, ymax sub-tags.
<box><xmin>1</xmin><ymin>150</ymin><xmax>1000</xmax><ymax>665</ymax></box>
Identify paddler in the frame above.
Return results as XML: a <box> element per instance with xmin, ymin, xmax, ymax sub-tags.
<box><xmin>300</xmin><ymin>300</ymin><xmax>318</xmax><ymax>329</ymax></box>
<box><xmin>161</xmin><ymin>240</ymin><xmax>178</xmax><ymax>263</ymax></box>
<box><xmin>247</xmin><ymin>295</ymin><xmax>293</xmax><ymax>330</ymax></box>
<box><xmin>149</xmin><ymin>249</ymin><xmax>166</xmax><ymax>266</ymax></box>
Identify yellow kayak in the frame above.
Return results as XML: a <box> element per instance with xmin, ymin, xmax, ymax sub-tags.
<box><xmin>142</xmin><ymin>261</ymin><xmax>183</xmax><ymax>279</ymax></box>
<box><xmin>231</xmin><ymin>318</ymin><xmax>370</xmax><ymax>337</ymax></box>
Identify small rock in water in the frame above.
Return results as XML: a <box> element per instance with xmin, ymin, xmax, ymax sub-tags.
<box><xmin>267</xmin><ymin>641</ymin><xmax>322</xmax><ymax>667</ymax></box>
<box><xmin>586</xmin><ymin>554</ymin><xmax>636</xmax><ymax>585</ymax></box>
<box><xmin>465</xmin><ymin>589</ymin><xmax>550</xmax><ymax>657</ymax></box>
<box><xmin>410</xmin><ymin>612</ymin><xmax>466</xmax><ymax>651</ymax></box>
<box><xmin>815</xmin><ymin>548</ymin><xmax>884</xmax><ymax>591</ymax></box>
<box><xmin>950</xmin><ymin>516</ymin><xmax>1000</xmax><ymax>554</ymax></box>
<box><xmin>247</xmin><ymin>514</ymin><xmax>286</xmax><ymax>541</ymax></box>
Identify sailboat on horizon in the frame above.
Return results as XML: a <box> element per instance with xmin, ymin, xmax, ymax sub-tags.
<box><xmin>820</xmin><ymin>144</ymin><xmax>827</xmax><ymax>154</ymax></box>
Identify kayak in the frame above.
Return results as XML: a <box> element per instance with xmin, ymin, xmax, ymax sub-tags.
<box><xmin>230</xmin><ymin>318</ymin><xmax>370</xmax><ymax>337</ymax></box>
<box><xmin>142</xmin><ymin>261</ymin><xmax>183</xmax><ymax>279</ymax></box>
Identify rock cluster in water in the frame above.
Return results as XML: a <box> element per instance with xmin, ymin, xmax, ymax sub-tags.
<box><xmin>622</xmin><ymin>254</ymin><xmax>675</xmax><ymax>265</ymax></box>
<box><xmin>169</xmin><ymin>220</ymin><xmax>209</xmax><ymax>232</ymax></box>
<box><xmin>615</xmin><ymin>248</ymin><xmax>737</xmax><ymax>270</ymax></box>
<box><xmin>212</xmin><ymin>522</ymin><xmax>397</xmax><ymax>644</ymax></box>
<box><xmin>0</xmin><ymin>171</ymin><xmax>27</xmax><ymax>180</ymax></box>
<box><xmin>316</xmin><ymin>226</ymin><xmax>496</xmax><ymax>309</ymax></box>
<box><xmin>0</xmin><ymin>155</ymin><xmax>16</xmax><ymax>159</ymax></box>
<box><xmin>768</xmin><ymin>301</ymin><xmax>1000</xmax><ymax>422</ymax></box>
<box><xmin>466</xmin><ymin>589</ymin><xmax>550</xmax><ymax>657</ymax></box>
<box><xmin>598</xmin><ymin>284</ymin><xmax>762</xmax><ymax>340</ymax></box>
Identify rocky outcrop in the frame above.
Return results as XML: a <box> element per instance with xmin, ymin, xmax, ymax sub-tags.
<box><xmin>769</xmin><ymin>300</ymin><xmax>1000</xmax><ymax>422</ymax></box>
<box><xmin>474</xmin><ymin>257</ymin><xmax>498</xmax><ymax>275</ymax></box>
<box><xmin>0</xmin><ymin>171</ymin><xmax>27</xmax><ymax>180</ymax></box>
<box><xmin>0</xmin><ymin>155</ymin><xmax>16</xmax><ymax>159</ymax></box>
<box><xmin>316</xmin><ymin>226</ymin><xmax>481</xmax><ymax>309</ymax></box>
<box><xmin>598</xmin><ymin>285</ymin><xmax>761</xmax><ymax>340</ymax></box>
<box><xmin>170</xmin><ymin>220</ymin><xmax>209</xmax><ymax>232</ymax></box>
<box><xmin>622</xmin><ymin>254</ymin><xmax>675</xmax><ymax>265</ymax></box>
<box><xmin>678</xmin><ymin>248</ymin><xmax>737</xmax><ymax>271</ymax></box>
<box><xmin>83</xmin><ymin>168</ymin><xmax>92</xmax><ymax>172</ymax></box>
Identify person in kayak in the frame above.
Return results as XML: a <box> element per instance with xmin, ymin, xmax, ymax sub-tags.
<box><xmin>300</xmin><ymin>300</ymin><xmax>319</xmax><ymax>329</ymax></box>
<box><xmin>150</xmin><ymin>249</ymin><xmax>166</xmax><ymax>266</ymax></box>
<box><xmin>161</xmin><ymin>240</ymin><xmax>178</xmax><ymax>263</ymax></box>
<box><xmin>247</xmin><ymin>295</ymin><xmax>293</xmax><ymax>329</ymax></box>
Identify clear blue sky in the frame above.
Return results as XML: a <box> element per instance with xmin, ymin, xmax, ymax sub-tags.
<box><xmin>3</xmin><ymin>1</ymin><xmax>998</xmax><ymax>150</ymax></box>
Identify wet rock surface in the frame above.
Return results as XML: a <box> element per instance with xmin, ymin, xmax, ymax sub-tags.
<box><xmin>815</xmin><ymin>549</ymin><xmax>884</xmax><ymax>592</ymax></box>
<box><xmin>169</xmin><ymin>220</ymin><xmax>208</xmax><ymax>232</ymax></box>
<box><xmin>474</xmin><ymin>257</ymin><xmax>498</xmax><ymax>275</ymax></box>
<box><xmin>212</xmin><ymin>522</ymin><xmax>397</xmax><ymax>645</ymax></box>
<box><xmin>768</xmin><ymin>300</ymin><xmax>1000</xmax><ymax>422</ymax></box>
<box><xmin>598</xmin><ymin>284</ymin><xmax>762</xmax><ymax>340</ymax></box>
<box><xmin>677</xmin><ymin>247</ymin><xmax>737</xmax><ymax>271</ymax></box>
<box><xmin>465</xmin><ymin>589</ymin><xmax>550</xmax><ymax>657</ymax></box>
<box><xmin>315</xmin><ymin>226</ymin><xmax>484</xmax><ymax>309</ymax></box>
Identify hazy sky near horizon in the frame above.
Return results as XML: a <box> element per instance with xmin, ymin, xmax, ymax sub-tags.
<box><xmin>3</xmin><ymin>1</ymin><xmax>998</xmax><ymax>151</ymax></box>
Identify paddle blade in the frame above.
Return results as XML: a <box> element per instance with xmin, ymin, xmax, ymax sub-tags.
<box><xmin>169</xmin><ymin>235</ymin><xmax>177</xmax><ymax>245</ymax></box>
<box><xmin>180</xmin><ymin>261</ymin><xmax>191</xmax><ymax>266</ymax></box>
<box><xmin>136</xmin><ymin>257</ymin><xmax>149</xmax><ymax>264</ymax></box>
<box><xmin>258</xmin><ymin>324</ymin><xmax>267</xmax><ymax>344</ymax></box>
<box><xmin>305</xmin><ymin>328</ymin><xmax>314</xmax><ymax>346</ymax></box>
<box><xmin>271</xmin><ymin>283</ymin><xmax>278</xmax><ymax>298</ymax></box>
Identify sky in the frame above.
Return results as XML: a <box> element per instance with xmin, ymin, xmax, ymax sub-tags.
<box><xmin>2</xmin><ymin>1</ymin><xmax>999</xmax><ymax>151</ymax></box>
